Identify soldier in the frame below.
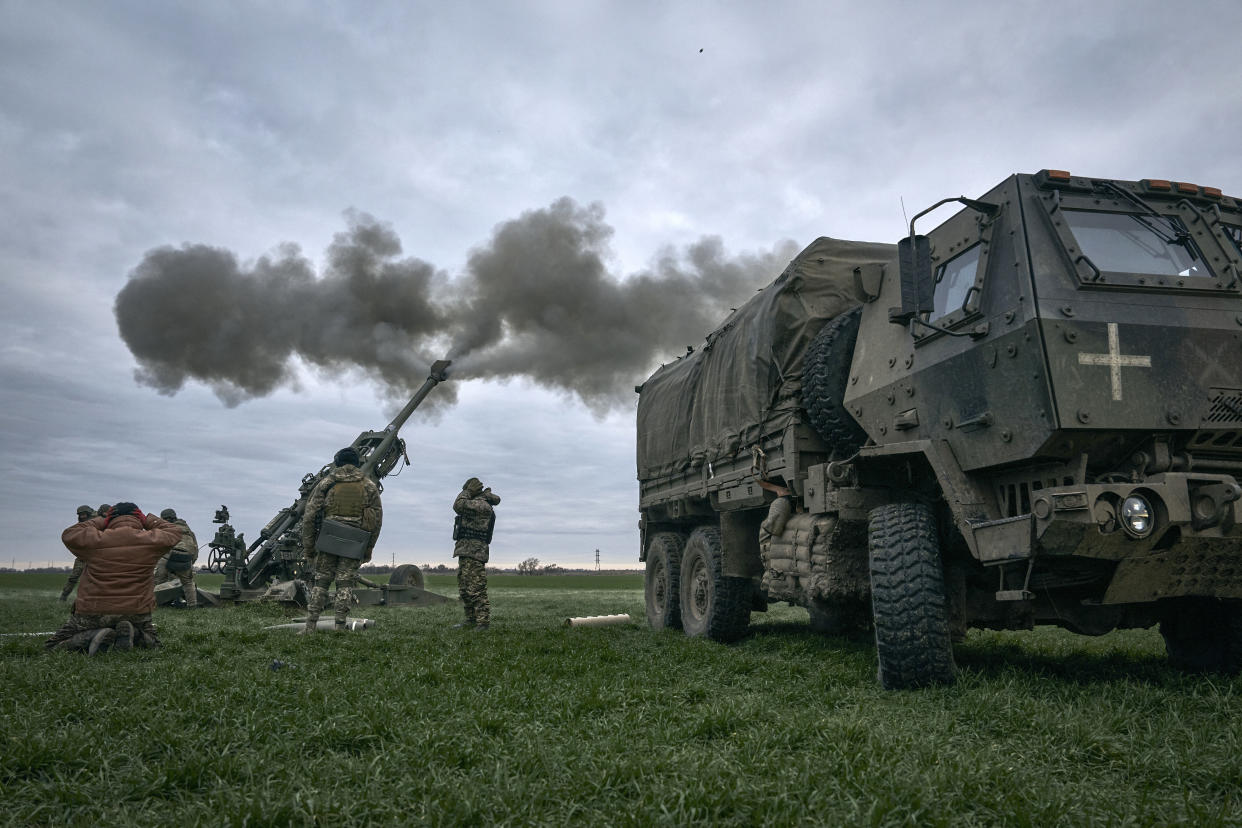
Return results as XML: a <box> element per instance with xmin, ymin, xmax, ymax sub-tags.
<box><xmin>452</xmin><ymin>477</ymin><xmax>501</xmax><ymax>631</ymax></box>
<box><xmin>46</xmin><ymin>502</ymin><xmax>183</xmax><ymax>654</ymax></box>
<box><xmin>298</xmin><ymin>447</ymin><xmax>382</xmax><ymax>634</ymax></box>
<box><xmin>152</xmin><ymin>508</ymin><xmax>199</xmax><ymax>608</ymax></box>
<box><xmin>58</xmin><ymin>505</ymin><xmax>94</xmax><ymax>601</ymax></box>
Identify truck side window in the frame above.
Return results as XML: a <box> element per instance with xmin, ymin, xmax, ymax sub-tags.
<box><xmin>1225</xmin><ymin>224</ymin><xmax>1242</xmax><ymax>258</ymax></box>
<box><xmin>931</xmin><ymin>244</ymin><xmax>981</xmax><ymax>321</ymax></box>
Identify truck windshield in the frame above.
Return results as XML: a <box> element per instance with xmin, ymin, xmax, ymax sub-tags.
<box><xmin>1062</xmin><ymin>209</ymin><xmax>1207</xmax><ymax>278</ymax></box>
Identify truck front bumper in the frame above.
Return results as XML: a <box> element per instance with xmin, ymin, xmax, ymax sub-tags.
<box><xmin>970</xmin><ymin>472</ymin><xmax>1242</xmax><ymax>603</ymax></box>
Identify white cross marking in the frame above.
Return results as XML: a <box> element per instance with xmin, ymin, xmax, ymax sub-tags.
<box><xmin>1077</xmin><ymin>322</ymin><xmax>1152</xmax><ymax>401</ymax></box>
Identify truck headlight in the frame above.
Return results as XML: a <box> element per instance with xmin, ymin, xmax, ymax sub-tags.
<box><xmin>1120</xmin><ymin>495</ymin><xmax>1154</xmax><ymax>538</ymax></box>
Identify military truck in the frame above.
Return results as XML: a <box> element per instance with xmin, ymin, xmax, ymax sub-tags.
<box><xmin>636</xmin><ymin>170</ymin><xmax>1242</xmax><ymax>688</ymax></box>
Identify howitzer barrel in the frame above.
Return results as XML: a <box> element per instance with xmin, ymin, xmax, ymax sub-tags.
<box><xmin>359</xmin><ymin>359</ymin><xmax>451</xmax><ymax>478</ymax></box>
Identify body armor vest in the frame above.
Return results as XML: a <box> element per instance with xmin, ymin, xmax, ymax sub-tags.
<box><xmin>325</xmin><ymin>479</ymin><xmax>366</xmax><ymax>522</ymax></box>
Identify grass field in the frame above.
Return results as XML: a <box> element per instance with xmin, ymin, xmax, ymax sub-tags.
<box><xmin>2</xmin><ymin>571</ymin><xmax>1240</xmax><ymax>826</ymax></box>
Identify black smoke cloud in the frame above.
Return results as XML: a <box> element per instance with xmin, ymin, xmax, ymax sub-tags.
<box><xmin>115</xmin><ymin>199</ymin><xmax>798</xmax><ymax>412</ymax></box>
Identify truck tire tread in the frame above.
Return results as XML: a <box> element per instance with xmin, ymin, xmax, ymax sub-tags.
<box><xmin>803</xmin><ymin>306</ymin><xmax>868</xmax><ymax>455</ymax></box>
<box><xmin>681</xmin><ymin>526</ymin><xmax>751</xmax><ymax>642</ymax></box>
<box><xmin>645</xmin><ymin>532</ymin><xmax>684</xmax><ymax>631</ymax></box>
<box><xmin>868</xmin><ymin>503</ymin><xmax>956</xmax><ymax>689</ymax></box>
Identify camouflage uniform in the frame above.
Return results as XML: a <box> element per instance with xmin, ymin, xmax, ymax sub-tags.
<box><xmin>299</xmin><ymin>450</ymin><xmax>382</xmax><ymax>632</ymax></box>
<box><xmin>152</xmin><ymin>510</ymin><xmax>199</xmax><ymax>608</ymax></box>
<box><xmin>453</xmin><ymin>478</ymin><xmax>501</xmax><ymax>629</ymax></box>
<box><xmin>59</xmin><ymin>506</ymin><xmax>94</xmax><ymax>601</ymax></box>
<box><xmin>45</xmin><ymin>612</ymin><xmax>159</xmax><ymax>651</ymax></box>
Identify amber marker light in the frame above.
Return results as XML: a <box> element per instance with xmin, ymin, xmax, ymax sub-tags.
<box><xmin>1144</xmin><ymin>179</ymin><xmax>1172</xmax><ymax>191</ymax></box>
<box><xmin>1203</xmin><ymin>186</ymin><xmax>1223</xmax><ymax>199</ymax></box>
<box><xmin>1176</xmin><ymin>182</ymin><xmax>1199</xmax><ymax>195</ymax></box>
<box><xmin>1047</xmin><ymin>169</ymin><xmax>1071</xmax><ymax>181</ymax></box>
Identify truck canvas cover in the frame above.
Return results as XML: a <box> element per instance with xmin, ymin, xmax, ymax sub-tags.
<box><xmin>637</xmin><ymin>236</ymin><xmax>895</xmax><ymax>480</ymax></box>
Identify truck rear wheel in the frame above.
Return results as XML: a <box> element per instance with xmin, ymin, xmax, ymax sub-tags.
<box><xmin>1159</xmin><ymin>598</ymin><xmax>1242</xmax><ymax>675</ymax></box>
<box><xmin>868</xmin><ymin>503</ymin><xmax>956</xmax><ymax>689</ymax></box>
<box><xmin>679</xmin><ymin>526</ymin><xmax>751</xmax><ymax>642</ymax></box>
<box><xmin>803</xmin><ymin>306</ymin><xmax>868</xmax><ymax>456</ymax></box>
<box><xmin>645</xmin><ymin>532</ymin><xmax>684</xmax><ymax>630</ymax></box>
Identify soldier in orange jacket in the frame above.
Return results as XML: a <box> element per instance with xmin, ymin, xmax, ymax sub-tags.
<box><xmin>46</xmin><ymin>502</ymin><xmax>183</xmax><ymax>655</ymax></box>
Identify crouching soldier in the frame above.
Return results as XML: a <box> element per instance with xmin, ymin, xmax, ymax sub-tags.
<box><xmin>299</xmin><ymin>447</ymin><xmax>382</xmax><ymax>633</ymax></box>
<box><xmin>47</xmin><ymin>502</ymin><xmax>183</xmax><ymax>654</ymax></box>
<box><xmin>452</xmin><ymin>477</ymin><xmax>501</xmax><ymax>631</ymax></box>
<box><xmin>152</xmin><ymin>508</ymin><xmax>199</xmax><ymax>608</ymax></box>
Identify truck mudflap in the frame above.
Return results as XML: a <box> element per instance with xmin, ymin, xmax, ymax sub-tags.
<box><xmin>967</xmin><ymin>473</ymin><xmax>1242</xmax><ymax>603</ymax></box>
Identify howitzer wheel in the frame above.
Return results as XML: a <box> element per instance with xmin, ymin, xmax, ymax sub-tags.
<box><xmin>388</xmin><ymin>564</ymin><xmax>425</xmax><ymax>591</ymax></box>
<box><xmin>678</xmin><ymin>526</ymin><xmax>751</xmax><ymax>643</ymax></box>
<box><xmin>868</xmin><ymin>502</ymin><xmax>956</xmax><ymax>690</ymax></box>
<box><xmin>803</xmin><ymin>306</ymin><xmax>868</xmax><ymax>456</ymax></box>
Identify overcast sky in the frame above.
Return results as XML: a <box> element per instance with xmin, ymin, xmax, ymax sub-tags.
<box><xmin>3</xmin><ymin>1</ymin><xmax>1241</xmax><ymax>571</ymax></box>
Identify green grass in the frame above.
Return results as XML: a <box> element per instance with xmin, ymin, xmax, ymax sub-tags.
<box><xmin>1</xmin><ymin>573</ymin><xmax>1240</xmax><ymax>826</ymax></box>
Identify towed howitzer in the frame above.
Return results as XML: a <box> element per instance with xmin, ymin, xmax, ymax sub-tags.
<box><xmin>215</xmin><ymin>359</ymin><xmax>451</xmax><ymax>603</ymax></box>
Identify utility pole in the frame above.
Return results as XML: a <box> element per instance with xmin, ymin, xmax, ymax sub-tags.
<box><xmin>595</xmin><ymin>549</ymin><xmax>600</xmax><ymax>571</ymax></box>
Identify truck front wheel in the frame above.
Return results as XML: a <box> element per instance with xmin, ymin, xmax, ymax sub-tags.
<box><xmin>679</xmin><ymin>526</ymin><xmax>751</xmax><ymax>642</ymax></box>
<box><xmin>1159</xmin><ymin>598</ymin><xmax>1242</xmax><ymax>675</ymax></box>
<box><xmin>645</xmin><ymin>532</ymin><xmax>685</xmax><ymax>630</ymax></box>
<box><xmin>868</xmin><ymin>503</ymin><xmax>956</xmax><ymax>689</ymax></box>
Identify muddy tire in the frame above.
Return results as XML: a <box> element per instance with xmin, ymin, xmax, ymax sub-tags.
<box><xmin>388</xmin><ymin>564</ymin><xmax>424</xmax><ymax>590</ymax></box>
<box><xmin>1160</xmin><ymin>598</ymin><xmax>1242</xmax><ymax>675</ymax></box>
<box><xmin>645</xmin><ymin>532</ymin><xmax>684</xmax><ymax>631</ymax></box>
<box><xmin>679</xmin><ymin>526</ymin><xmax>751</xmax><ymax>642</ymax></box>
<box><xmin>803</xmin><ymin>306</ymin><xmax>868</xmax><ymax>456</ymax></box>
<box><xmin>868</xmin><ymin>503</ymin><xmax>956</xmax><ymax>689</ymax></box>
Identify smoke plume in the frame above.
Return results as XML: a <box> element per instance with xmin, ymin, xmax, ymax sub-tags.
<box><xmin>115</xmin><ymin>199</ymin><xmax>798</xmax><ymax>412</ymax></box>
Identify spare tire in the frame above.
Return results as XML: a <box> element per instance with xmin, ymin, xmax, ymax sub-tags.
<box><xmin>803</xmin><ymin>306</ymin><xmax>867</xmax><ymax>456</ymax></box>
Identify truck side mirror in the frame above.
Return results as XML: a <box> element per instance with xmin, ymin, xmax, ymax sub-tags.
<box><xmin>890</xmin><ymin>234</ymin><xmax>933</xmax><ymax>324</ymax></box>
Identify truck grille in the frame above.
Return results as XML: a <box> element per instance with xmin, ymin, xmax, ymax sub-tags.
<box><xmin>1189</xmin><ymin>430</ymin><xmax>1242</xmax><ymax>452</ymax></box>
<box><xmin>994</xmin><ymin>469</ymin><xmax>1080</xmax><ymax>518</ymax></box>
<box><xmin>1203</xmin><ymin>391</ymin><xmax>1242</xmax><ymax>425</ymax></box>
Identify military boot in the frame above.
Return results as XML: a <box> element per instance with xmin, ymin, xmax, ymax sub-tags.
<box><xmin>51</xmin><ymin>629</ymin><xmax>101</xmax><ymax>652</ymax></box>
<box><xmin>113</xmin><ymin>621</ymin><xmax>135</xmax><ymax>652</ymax></box>
<box><xmin>298</xmin><ymin>618</ymin><xmax>318</xmax><ymax>635</ymax></box>
<box><xmin>88</xmin><ymin>628</ymin><xmax>116</xmax><ymax>656</ymax></box>
<box><xmin>334</xmin><ymin>619</ymin><xmax>348</xmax><ymax>632</ymax></box>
